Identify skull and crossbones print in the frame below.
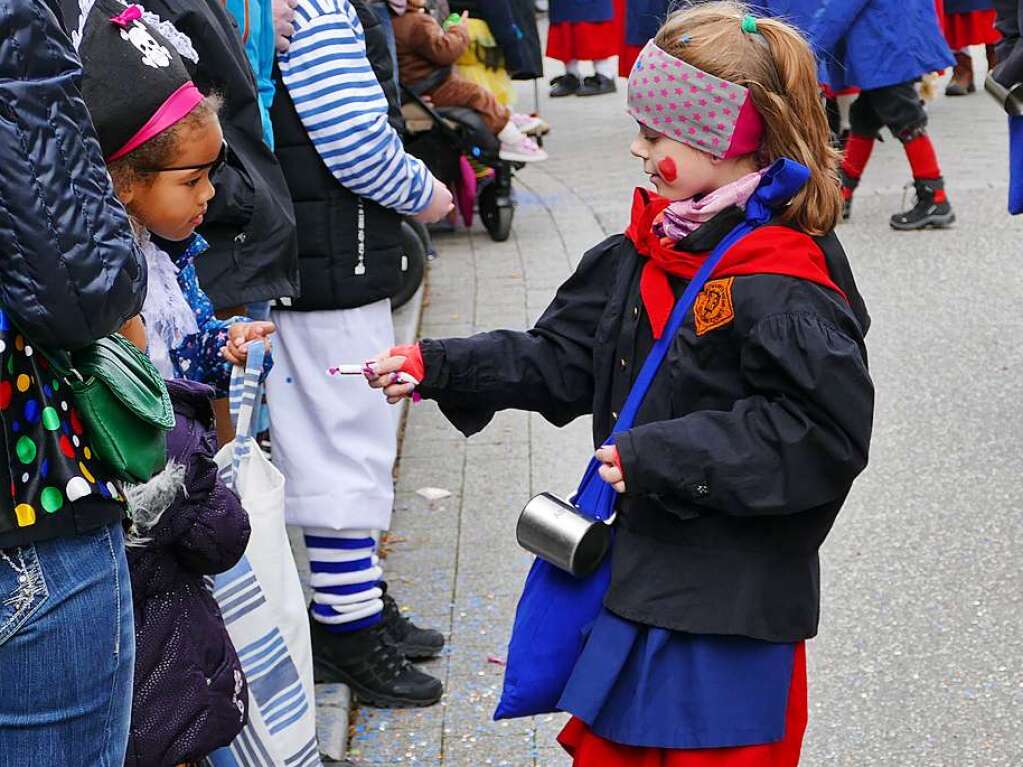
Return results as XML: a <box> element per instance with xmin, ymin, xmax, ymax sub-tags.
<box><xmin>121</xmin><ymin>20</ymin><xmax>172</xmax><ymax>68</ymax></box>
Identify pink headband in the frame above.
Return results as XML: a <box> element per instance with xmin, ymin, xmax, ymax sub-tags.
<box><xmin>627</xmin><ymin>39</ymin><xmax>764</xmax><ymax>159</ymax></box>
<box><xmin>106</xmin><ymin>81</ymin><xmax>204</xmax><ymax>162</ymax></box>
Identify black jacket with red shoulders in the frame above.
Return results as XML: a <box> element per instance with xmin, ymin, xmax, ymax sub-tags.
<box><xmin>417</xmin><ymin>202</ymin><xmax>874</xmax><ymax>642</ymax></box>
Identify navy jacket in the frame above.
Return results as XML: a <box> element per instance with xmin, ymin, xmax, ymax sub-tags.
<box><xmin>449</xmin><ymin>0</ymin><xmax>544</xmax><ymax>79</ymax></box>
<box><xmin>759</xmin><ymin>0</ymin><xmax>953</xmax><ymax>90</ymax></box>
<box><xmin>0</xmin><ymin>0</ymin><xmax>146</xmax><ymax>549</ymax></box>
<box><xmin>944</xmin><ymin>0</ymin><xmax>994</xmax><ymax>13</ymax></box>
<box><xmin>418</xmin><ymin>209</ymin><xmax>874</xmax><ymax>641</ymax></box>
<box><xmin>994</xmin><ymin>0</ymin><xmax>1023</xmax><ymax>87</ymax></box>
<box><xmin>549</xmin><ymin>0</ymin><xmax>613</xmax><ymax>24</ymax></box>
<box><xmin>125</xmin><ymin>379</ymin><xmax>250</xmax><ymax>766</ymax></box>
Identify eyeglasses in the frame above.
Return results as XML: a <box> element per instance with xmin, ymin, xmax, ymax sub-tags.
<box><xmin>139</xmin><ymin>140</ymin><xmax>228</xmax><ymax>177</ymax></box>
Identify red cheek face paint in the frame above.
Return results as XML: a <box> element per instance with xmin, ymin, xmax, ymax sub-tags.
<box><xmin>657</xmin><ymin>157</ymin><xmax>678</xmax><ymax>183</ymax></box>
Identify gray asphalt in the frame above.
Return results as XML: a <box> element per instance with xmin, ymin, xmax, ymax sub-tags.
<box><xmin>347</xmin><ymin>47</ymin><xmax>1023</xmax><ymax>766</ymax></box>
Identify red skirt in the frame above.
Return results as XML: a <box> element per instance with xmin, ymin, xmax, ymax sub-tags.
<box><xmin>547</xmin><ymin>20</ymin><xmax>619</xmax><ymax>62</ymax></box>
<box><xmin>557</xmin><ymin>643</ymin><xmax>808</xmax><ymax>767</ymax></box>
<box><xmin>944</xmin><ymin>9</ymin><xmax>1001</xmax><ymax>49</ymax></box>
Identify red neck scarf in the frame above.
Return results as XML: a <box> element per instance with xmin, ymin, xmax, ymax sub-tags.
<box><xmin>624</xmin><ymin>188</ymin><xmax>846</xmax><ymax>338</ymax></box>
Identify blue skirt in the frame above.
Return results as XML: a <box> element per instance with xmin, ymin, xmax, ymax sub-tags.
<box><xmin>557</xmin><ymin>608</ymin><xmax>799</xmax><ymax>750</ymax></box>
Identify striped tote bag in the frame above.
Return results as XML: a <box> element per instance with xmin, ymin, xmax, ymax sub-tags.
<box><xmin>208</xmin><ymin>343</ymin><xmax>321</xmax><ymax>767</ymax></box>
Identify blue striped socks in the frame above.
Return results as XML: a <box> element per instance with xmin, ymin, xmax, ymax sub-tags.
<box><xmin>304</xmin><ymin>529</ymin><xmax>384</xmax><ymax>633</ymax></box>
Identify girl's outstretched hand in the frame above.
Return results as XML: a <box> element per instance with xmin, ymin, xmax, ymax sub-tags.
<box><xmin>223</xmin><ymin>321</ymin><xmax>276</xmax><ymax>366</ymax></box>
<box><xmin>595</xmin><ymin>446</ymin><xmax>626</xmax><ymax>493</ymax></box>
<box><xmin>366</xmin><ymin>344</ymin><xmax>424</xmax><ymax>404</ymax></box>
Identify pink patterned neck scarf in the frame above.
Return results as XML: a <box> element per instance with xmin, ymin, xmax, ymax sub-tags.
<box><xmin>655</xmin><ymin>169</ymin><xmax>765</xmax><ymax>242</ymax></box>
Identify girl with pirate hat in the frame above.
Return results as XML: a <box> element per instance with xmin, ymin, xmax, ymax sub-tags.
<box><xmin>67</xmin><ymin>0</ymin><xmax>275</xmax><ymax>394</ymax></box>
<box><xmin>366</xmin><ymin>3</ymin><xmax>875</xmax><ymax>764</ymax></box>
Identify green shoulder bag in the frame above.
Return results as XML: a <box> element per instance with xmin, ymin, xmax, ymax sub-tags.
<box><xmin>48</xmin><ymin>334</ymin><xmax>175</xmax><ymax>483</ymax></box>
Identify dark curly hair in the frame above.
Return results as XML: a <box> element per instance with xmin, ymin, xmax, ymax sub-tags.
<box><xmin>108</xmin><ymin>93</ymin><xmax>223</xmax><ymax>194</ymax></box>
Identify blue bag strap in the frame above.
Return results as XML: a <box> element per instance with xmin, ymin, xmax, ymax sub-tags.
<box><xmin>574</xmin><ymin>159</ymin><xmax>811</xmax><ymax>521</ymax></box>
<box><xmin>224</xmin><ymin>340</ymin><xmax>266</xmax><ymax>490</ymax></box>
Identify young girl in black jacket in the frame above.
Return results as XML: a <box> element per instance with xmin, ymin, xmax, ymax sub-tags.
<box><xmin>367</xmin><ymin>3</ymin><xmax>874</xmax><ymax>765</ymax></box>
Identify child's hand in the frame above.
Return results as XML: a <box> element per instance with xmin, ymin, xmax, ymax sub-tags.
<box><xmin>365</xmin><ymin>346</ymin><xmax>422</xmax><ymax>404</ymax></box>
<box><xmin>222</xmin><ymin>321</ymin><xmax>276</xmax><ymax>366</ymax></box>
<box><xmin>595</xmin><ymin>446</ymin><xmax>626</xmax><ymax>494</ymax></box>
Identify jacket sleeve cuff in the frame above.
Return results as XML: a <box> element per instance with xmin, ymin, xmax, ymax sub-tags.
<box><xmin>614</xmin><ymin>431</ymin><xmax>644</xmax><ymax>496</ymax></box>
<box><xmin>615</xmin><ymin>428</ymin><xmax>712</xmax><ymax>505</ymax></box>
<box><xmin>415</xmin><ymin>338</ymin><xmax>447</xmax><ymax>395</ymax></box>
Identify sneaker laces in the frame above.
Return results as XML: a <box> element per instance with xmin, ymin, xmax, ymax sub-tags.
<box><xmin>367</xmin><ymin>624</ymin><xmax>410</xmax><ymax>682</ymax></box>
<box><xmin>383</xmin><ymin>594</ymin><xmax>412</xmax><ymax>640</ymax></box>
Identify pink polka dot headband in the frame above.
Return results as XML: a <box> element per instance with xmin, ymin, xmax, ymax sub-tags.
<box><xmin>627</xmin><ymin>39</ymin><xmax>764</xmax><ymax>159</ymax></box>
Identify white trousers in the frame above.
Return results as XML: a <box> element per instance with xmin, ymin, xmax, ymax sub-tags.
<box><xmin>267</xmin><ymin>301</ymin><xmax>396</xmax><ymax>532</ymax></box>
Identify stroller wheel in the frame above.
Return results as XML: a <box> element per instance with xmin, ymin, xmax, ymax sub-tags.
<box><xmin>390</xmin><ymin>221</ymin><xmax>428</xmax><ymax>309</ymax></box>
<box><xmin>405</xmin><ymin>218</ymin><xmax>436</xmax><ymax>260</ymax></box>
<box><xmin>479</xmin><ymin>184</ymin><xmax>514</xmax><ymax>242</ymax></box>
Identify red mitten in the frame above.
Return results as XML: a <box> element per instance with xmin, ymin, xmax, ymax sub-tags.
<box><xmin>388</xmin><ymin>343</ymin><xmax>425</xmax><ymax>383</ymax></box>
<box><xmin>386</xmin><ymin>343</ymin><xmax>425</xmax><ymax>402</ymax></box>
<box><xmin>611</xmin><ymin>446</ymin><xmax>625</xmax><ymax>483</ymax></box>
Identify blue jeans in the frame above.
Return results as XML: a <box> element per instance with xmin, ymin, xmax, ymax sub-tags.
<box><xmin>0</xmin><ymin>523</ymin><xmax>134</xmax><ymax>766</ymax></box>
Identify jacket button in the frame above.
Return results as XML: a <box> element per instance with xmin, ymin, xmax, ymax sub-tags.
<box><xmin>611</xmin><ymin>410</ymin><xmax>618</xmax><ymax>420</ymax></box>
<box><xmin>693</xmin><ymin>483</ymin><xmax>710</xmax><ymax>497</ymax></box>
<box><xmin>633</xmin><ymin>306</ymin><xmax>640</xmax><ymax>319</ymax></box>
<box><xmin>619</xmin><ymin>358</ymin><xmax>628</xmax><ymax>369</ymax></box>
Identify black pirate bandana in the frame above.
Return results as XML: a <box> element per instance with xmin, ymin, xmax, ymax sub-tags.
<box><xmin>65</xmin><ymin>0</ymin><xmax>203</xmax><ymax>160</ymax></box>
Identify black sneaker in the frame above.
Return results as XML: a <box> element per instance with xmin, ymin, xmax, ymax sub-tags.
<box><xmin>309</xmin><ymin>617</ymin><xmax>443</xmax><ymax>708</ymax></box>
<box><xmin>577</xmin><ymin>73</ymin><xmax>616</xmax><ymax>97</ymax></box>
<box><xmin>381</xmin><ymin>592</ymin><xmax>445</xmax><ymax>660</ymax></box>
<box><xmin>549</xmin><ymin>74</ymin><xmax>580</xmax><ymax>98</ymax></box>
<box><xmin>890</xmin><ymin>178</ymin><xmax>956</xmax><ymax>231</ymax></box>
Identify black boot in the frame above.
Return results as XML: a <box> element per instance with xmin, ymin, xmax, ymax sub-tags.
<box><xmin>381</xmin><ymin>591</ymin><xmax>445</xmax><ymax>660</ymax></box>
<box><xmin>840</xmin><ymin>169</ymin><xmax>858</xmax><ymax>221</ymax></box>
<box><xmin>549</xmin><ymin>73</ymin><xmax>580</xmax><ymax>98</ymax></box>
<box><xmin>577</xmin><ymin>73</ymin><xmax>616</xmax><ymax>97</ymax></box>
<box><xmin>890</xmin><ymin>178</ymin><xmax>955</xmax><ymax>230</ymax></box>
<box><xmin>309</xmin><ymin>616</ymin><xmax>443</xmax><ymax>707</ymax></box>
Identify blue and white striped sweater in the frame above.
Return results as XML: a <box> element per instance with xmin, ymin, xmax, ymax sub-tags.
<box><xmin>278</xmin><ymin>0</ymin><xmax>434</xmax><ymax>215</ymax></box>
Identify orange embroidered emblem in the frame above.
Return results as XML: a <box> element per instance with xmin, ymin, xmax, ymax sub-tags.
<box><xmin>693</xmin><ymin>277</ymin><xmax>735</xmax><ymax>336</ymax></box>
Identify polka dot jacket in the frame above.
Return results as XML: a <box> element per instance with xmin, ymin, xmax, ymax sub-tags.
<box><xmin>0</xmin><ymin>308</ymin><xmax>126</xmax><ymax>546</ymax></box>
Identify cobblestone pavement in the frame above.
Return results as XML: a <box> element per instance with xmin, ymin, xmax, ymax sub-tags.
<box><xmin>347</xmin><ymin>47</ymin><xmax>1023</xmax><ymax>767</ymax></box>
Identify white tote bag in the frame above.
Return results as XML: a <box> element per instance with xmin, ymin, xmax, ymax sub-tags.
<box><xmin>208</xmin><ymin>343</ymin><xmax>321</xmax><ymax>767</ymax></box>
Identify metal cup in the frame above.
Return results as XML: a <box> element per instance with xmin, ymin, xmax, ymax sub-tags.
<box><xmin>516</xmin><ymin>492</ymin><xmax>612</xmax><ymax>577</ymax></box>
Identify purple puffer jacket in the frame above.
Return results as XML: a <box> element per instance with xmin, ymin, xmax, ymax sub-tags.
<box><xmin>124</xmin><ymin>379</ymin><xmax>251</xmax><ymax>767</ymax></box>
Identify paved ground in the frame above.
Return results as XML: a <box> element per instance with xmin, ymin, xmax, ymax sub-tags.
<box><xmin>347</xmin><ymin>46</ymin><xmax>1023</xmax><ymax>767</ymax></box>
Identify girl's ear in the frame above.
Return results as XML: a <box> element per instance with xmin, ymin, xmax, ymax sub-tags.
<box><xmin>116</xmin><ymin>178</ymin><xmax>136</xmax><ymax>207</ymax></box>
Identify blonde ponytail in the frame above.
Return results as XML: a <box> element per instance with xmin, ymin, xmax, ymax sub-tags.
<box><xmin>655</xmin><ymin>2</ymin><xmax>842</xmax><ymax>234</ymax></box>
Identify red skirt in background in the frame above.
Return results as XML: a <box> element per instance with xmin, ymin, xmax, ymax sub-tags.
<box><xmin>546</xmin><ymin>20</ymin><xmax>619</xmax><ymax>62</ymax></box>
<box><xmin>557</xmin><ymin>642</ymin><xmax>808</xmax><ymax>767</ymax></box>
<box><xmin>615</xmin><ymin>0</ymin><xmax>641</xmax><ymax>76</ymax></box>
<box><xmin>943</xmin><ymin>9</ymin><xmax>1001</xmax><ymax>49</ymax></box>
